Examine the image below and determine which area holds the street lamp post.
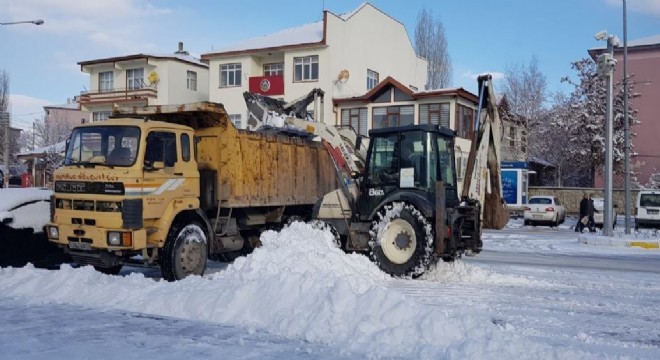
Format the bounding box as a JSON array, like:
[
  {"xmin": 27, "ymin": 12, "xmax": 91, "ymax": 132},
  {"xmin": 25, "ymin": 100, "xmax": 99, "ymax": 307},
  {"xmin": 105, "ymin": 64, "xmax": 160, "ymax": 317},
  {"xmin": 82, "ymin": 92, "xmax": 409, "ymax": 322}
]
[
  {"xmin": 623, "ymin": 0, "xmax": 632, "ymax": 234},
  {"xmin": 0, "ymin": 19, "xmax": 44, "ymax": 26},
  {"xmin": 595, "ymin": 30, "xmax": 619, "ymax": 237}
]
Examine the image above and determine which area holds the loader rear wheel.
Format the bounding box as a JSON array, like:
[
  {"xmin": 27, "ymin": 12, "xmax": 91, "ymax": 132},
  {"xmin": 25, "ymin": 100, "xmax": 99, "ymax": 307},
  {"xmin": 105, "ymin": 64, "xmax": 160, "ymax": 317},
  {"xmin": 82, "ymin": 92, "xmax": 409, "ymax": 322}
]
[
  {"xmin": 161, "ymin": 222, "xmax": 208, "ymax": 281},
  {"xmin": 309, "ymin": 219, "xmax": 341, "ymax": 248},
  {"xmin": 369, "ymin": 203, "xmax": 434, "ymax": 277}
]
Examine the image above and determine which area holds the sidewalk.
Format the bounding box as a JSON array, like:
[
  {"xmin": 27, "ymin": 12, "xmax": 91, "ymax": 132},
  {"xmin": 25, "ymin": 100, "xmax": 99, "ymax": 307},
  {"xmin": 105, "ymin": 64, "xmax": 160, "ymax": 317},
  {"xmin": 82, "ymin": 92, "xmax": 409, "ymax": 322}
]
[{"xmin": 578, "ymin": 232, "xmax": 660, "ymax": 249}]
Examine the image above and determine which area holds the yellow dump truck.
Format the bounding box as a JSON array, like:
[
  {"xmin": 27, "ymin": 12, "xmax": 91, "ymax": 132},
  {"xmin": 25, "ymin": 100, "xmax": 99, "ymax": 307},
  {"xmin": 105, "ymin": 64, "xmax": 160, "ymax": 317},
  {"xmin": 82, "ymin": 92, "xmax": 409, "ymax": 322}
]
[{"xmin": 45, "ymin": 102, "xmax": 337, "ymax": 280}]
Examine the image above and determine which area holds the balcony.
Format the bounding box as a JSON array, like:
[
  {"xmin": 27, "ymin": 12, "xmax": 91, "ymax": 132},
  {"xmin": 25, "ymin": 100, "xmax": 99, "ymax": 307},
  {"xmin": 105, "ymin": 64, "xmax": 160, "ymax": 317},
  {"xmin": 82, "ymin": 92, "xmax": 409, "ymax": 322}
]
[{"xmin": 79, "ymin": 86, "xmax": 157, "ymax": 105}]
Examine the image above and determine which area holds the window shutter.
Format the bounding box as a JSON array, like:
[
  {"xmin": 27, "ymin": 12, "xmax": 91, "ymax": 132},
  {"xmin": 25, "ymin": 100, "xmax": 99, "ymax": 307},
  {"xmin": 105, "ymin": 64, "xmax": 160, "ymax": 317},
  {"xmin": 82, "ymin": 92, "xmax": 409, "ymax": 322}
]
[
  {"xmin": 341, "ymin": 109, "xmax": 350, "ymax": 127},
  {"xmin": 440, "ymin": 104, "xmax": 450, "ymax": 127},
  {"xmin": 420, "ymin": 105, "xmax": 429, "ymax": 123},
  {"xmin": 359, "ymin": 108, "xmax": 367, "ymax": 136}
]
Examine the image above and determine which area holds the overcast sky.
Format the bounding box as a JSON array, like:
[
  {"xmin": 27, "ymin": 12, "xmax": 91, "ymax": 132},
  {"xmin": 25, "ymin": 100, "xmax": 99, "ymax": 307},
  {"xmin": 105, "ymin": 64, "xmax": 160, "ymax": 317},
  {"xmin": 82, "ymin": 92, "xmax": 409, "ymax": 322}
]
[{"xmin": 0, "ymin": 0, "xmax": 658, "ymax": 129}]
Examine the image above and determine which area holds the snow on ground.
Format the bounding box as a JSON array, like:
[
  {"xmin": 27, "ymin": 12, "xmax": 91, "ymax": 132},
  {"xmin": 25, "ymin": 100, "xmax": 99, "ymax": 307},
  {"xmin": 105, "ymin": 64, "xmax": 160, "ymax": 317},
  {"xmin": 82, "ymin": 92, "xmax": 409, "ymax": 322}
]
[
  {"xmin": 1, "ymin": 218, "xmax": 659, "ymax": 359},
  {"xmin": 0, "ymin": 188, "xmax": 52, "ymax": 231}
]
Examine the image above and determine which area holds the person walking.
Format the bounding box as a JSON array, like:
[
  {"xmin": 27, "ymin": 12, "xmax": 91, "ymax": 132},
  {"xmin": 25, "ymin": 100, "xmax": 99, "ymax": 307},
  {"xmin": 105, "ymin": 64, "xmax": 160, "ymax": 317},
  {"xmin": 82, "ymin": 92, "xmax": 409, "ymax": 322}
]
[{"xmin": 576, "ymin": 193, "xmax": 589, "ymax": 232}]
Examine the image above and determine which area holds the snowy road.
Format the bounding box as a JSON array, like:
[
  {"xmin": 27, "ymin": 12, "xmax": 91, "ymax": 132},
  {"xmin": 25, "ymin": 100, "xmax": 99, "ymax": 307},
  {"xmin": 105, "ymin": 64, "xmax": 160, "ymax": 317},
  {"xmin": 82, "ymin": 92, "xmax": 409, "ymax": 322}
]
[{"xmin": 1, "ymin": 219, "xmax": 659, "ymax": 359}]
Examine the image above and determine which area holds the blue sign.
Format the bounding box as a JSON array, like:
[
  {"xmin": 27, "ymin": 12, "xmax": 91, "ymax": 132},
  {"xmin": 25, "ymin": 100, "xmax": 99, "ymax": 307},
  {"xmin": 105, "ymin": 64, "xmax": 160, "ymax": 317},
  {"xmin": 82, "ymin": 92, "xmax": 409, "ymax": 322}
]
[
  {"xmin": 501, "ymin": 169, "xmax": 519, "ymax": 205},
  {"xmin": 501, "ymin": 161, "xmax": 528, "ymax": 169}
]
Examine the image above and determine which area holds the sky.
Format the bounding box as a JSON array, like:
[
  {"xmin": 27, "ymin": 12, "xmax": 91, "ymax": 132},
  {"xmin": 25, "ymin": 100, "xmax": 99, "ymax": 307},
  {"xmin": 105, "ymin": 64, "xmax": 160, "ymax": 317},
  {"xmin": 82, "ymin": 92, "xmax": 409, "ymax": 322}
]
[
  {"xmin": 0, "ymin": 0, "xmax": 658, "ymax": 130},
  {"xmin": 1, "ymin": 188, "xmax": 660, "ymax": 359}
]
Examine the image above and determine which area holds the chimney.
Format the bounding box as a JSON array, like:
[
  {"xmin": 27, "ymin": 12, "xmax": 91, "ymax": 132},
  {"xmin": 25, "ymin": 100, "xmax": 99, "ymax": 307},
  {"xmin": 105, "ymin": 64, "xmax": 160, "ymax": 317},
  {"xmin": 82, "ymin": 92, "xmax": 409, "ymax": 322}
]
[{"xmin": 175, "ymin": 41, "xmax": 189, "ymax": 55}]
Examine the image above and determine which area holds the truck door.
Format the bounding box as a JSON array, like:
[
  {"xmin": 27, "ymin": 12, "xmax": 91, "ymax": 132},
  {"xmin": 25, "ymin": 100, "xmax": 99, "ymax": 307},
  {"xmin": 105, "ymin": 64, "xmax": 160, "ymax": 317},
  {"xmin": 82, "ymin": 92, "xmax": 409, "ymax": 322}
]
[{"xmin": 142, "ymin": 130, "xmax": 187, "ymax": 219}]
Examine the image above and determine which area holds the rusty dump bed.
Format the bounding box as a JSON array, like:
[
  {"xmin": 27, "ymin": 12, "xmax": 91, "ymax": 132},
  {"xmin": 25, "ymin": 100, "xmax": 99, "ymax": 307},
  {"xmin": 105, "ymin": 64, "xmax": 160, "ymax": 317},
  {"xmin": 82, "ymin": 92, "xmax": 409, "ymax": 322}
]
[{"xmin": 113, "ymin": 102, "xmax": 338, "ymax": 208}]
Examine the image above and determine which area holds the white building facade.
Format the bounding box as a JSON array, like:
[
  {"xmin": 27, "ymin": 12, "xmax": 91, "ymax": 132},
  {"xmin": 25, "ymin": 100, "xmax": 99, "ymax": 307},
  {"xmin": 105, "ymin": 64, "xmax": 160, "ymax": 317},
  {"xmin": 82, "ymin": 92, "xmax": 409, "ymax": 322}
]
[
  {"xmin": 78, "ymin": 43, "xmax": 209, "ymax": 122},
  {"xmin": 201, "ymin": 3, "xmax": 427, "ymax": 128}
]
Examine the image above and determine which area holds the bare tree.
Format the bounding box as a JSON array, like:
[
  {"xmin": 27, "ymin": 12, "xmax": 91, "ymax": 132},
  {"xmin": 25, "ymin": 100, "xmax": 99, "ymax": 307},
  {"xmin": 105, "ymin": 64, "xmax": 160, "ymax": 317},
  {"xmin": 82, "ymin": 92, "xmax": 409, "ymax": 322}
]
[
  {"xmin": 500, "ymin": 56, "xmax": 548, "ymax": 162},
  {"xmin": 414, "ymin": 8, "xmax": 452, "ymax": 89}
]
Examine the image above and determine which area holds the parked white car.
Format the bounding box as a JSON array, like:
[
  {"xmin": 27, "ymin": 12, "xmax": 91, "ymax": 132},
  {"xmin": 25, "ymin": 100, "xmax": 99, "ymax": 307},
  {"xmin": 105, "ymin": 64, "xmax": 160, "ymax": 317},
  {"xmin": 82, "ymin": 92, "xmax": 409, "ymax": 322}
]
[
  {"xmin": 635, "ymin": 190, "xmax": 660, "ymax": 230},
  {"xmin": 592, "ymin": 197, "xmax": 617, "ymax": 229},
  {"xmin": 524, "ymin": 196, "xmax": 566, "ymax": 227}
]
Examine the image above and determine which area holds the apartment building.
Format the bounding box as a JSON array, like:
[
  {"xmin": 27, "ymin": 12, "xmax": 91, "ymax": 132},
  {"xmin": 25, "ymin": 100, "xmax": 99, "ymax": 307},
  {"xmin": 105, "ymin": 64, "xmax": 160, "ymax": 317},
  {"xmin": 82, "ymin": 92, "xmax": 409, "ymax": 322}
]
[
  {"xmin": 78, "ymin": 43, "xmax": 209, "ymax": 122},
  {"xmin": 201, "ymin": 3, "xmax": 427, "ymax": 128}
]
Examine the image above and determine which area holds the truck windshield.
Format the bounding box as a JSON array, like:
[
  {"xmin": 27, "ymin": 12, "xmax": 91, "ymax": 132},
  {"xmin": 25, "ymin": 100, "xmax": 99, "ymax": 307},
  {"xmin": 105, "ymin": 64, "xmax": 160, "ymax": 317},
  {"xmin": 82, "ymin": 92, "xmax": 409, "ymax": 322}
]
[{"xmin": 65, "ymin": 126, "xmax": 140, "ymax": 167}]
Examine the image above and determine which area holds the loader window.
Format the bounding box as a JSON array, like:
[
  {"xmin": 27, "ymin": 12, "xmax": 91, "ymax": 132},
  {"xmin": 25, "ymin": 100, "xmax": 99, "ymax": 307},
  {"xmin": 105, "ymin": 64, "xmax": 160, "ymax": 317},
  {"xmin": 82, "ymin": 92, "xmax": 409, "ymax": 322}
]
[
  {"xmin": 437, "ymin": 137, "xmax": 455, "ymax": 187},
  {"xmin": 366, "ymin": 135, "xmax": 398, "ymax": 185},
  {"xmin": 145, "ymin": 132, "xmax": 177, "ymax": 167}
]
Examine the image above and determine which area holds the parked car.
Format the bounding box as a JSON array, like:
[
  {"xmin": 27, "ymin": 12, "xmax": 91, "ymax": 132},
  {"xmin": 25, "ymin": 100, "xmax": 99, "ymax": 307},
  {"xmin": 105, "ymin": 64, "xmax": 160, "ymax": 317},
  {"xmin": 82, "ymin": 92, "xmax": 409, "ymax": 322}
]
[
  {"xmin": 524, "ymin": 196, "xmax": 566, "ymax": 227},
  {"xmin": 592, "ymin": 197, "xmax": 617, "ymax": 228},
  {"xmin": 635, "ymin": 190, "xmax": 660, "ymax": 230}
]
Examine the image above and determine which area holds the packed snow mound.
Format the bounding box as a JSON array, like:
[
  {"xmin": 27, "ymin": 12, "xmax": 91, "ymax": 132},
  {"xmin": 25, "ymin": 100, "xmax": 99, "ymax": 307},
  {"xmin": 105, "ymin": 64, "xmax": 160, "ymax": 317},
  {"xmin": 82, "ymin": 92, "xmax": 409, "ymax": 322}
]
[
  {"xmin": 420, "ymin": 259, "xmax": 551, "ymax": 286},
  {"xmin": 0, "ymin": 223, "xmax": 596, "ymax": 359},
  {"xmin": 0, "ymin": 188, "xmax": 52, "ymax": 231}
]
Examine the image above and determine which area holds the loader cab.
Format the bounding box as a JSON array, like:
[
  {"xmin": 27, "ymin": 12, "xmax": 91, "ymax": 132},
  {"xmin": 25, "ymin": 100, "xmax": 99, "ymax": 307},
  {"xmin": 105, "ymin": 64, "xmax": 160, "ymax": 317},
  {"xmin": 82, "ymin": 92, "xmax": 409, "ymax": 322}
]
[{"xmin": 358, "ymin": 125, "xmax": 458, "ymax": 218}]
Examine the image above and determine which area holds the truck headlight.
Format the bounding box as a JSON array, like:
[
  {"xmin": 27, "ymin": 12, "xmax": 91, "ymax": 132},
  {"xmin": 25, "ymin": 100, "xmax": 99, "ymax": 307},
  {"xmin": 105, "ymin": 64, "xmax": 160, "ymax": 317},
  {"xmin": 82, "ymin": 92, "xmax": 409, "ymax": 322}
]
[
  {"xmin": 108, "ymin": 232, "xmax": 121, "ymax": 246},
  {"xmin": 48, "ymin": 226, "xmax": 59, "ymax": 240},
  {"xmin": 107, "ymin": 231, "xmax": 132, "ymax": 246}
]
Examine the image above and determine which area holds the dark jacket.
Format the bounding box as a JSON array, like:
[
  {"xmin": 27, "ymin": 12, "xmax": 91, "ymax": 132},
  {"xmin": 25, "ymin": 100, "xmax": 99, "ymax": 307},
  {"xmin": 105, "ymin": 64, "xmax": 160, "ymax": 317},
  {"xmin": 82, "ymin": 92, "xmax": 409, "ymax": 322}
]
[
  {"xmin": 579, "ymin": 198, "xmax": 589, "ymax": 217},
  {"xmin": 588, "ymin": 199, "xmax": 595, "ymax": 217}
]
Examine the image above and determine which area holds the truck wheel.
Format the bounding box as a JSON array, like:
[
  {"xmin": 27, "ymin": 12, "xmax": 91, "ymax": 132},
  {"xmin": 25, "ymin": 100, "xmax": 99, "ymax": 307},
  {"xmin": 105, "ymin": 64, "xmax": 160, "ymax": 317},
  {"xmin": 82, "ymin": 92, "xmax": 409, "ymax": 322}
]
[
  {"xmin": 161, "ymin": 222, "xmax": 208, "ymax": 281},
  {"xmin": 94, "ymin": 265, "xmax": 123, "ymax": 275},
  {"xmin": 369, "ymin": 203, "xmax": 434, "ymax": 277}
]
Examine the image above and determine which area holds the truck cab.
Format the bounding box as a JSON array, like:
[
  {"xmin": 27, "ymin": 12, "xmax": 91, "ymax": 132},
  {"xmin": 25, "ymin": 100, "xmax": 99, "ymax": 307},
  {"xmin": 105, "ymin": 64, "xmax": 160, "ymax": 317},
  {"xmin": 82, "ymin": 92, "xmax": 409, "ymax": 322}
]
[{"xmin": 46, "ymin": 119, "xmax": 203, "ymax": 276}]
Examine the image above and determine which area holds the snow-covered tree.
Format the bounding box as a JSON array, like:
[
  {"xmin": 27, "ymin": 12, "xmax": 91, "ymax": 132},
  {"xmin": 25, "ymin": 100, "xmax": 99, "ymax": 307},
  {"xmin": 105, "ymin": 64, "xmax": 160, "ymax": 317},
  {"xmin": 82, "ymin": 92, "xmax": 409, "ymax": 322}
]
[
  {"xmin": 559, "ymin": 58, "xmax": 640, "ymax": 186},
  {"xmin": 33, "ymin": 114, "xmax": 74, "ymax": 148},
  {"xmin": 44, "ymin": 145, "xmax": 64, "ymax": 188},
  {"xmin": 642, "ymin": 170, "xmax": 660, "ymax": 190},
  {"xmin": 414, "ymin": 8, "xmax": 452, "ymax": 89}
]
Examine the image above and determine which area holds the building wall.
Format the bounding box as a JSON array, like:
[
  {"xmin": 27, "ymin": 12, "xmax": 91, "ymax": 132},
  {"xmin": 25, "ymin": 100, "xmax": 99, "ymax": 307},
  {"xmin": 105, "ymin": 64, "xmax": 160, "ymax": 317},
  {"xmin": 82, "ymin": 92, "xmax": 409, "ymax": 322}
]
[
  {"xmin": 44, "ymin": 106, "xmax": 89, "ymax": 128},
  {"xmin": 158, "ymin": 60, "xmax": 209, "ymax": 105},
  {"xmin": 594, "ymin": 45, "xmax": 660, "ymax": 187},
  {"xmin": 205, "ymin": 4, "xmax": 427, "ymax": 128}
]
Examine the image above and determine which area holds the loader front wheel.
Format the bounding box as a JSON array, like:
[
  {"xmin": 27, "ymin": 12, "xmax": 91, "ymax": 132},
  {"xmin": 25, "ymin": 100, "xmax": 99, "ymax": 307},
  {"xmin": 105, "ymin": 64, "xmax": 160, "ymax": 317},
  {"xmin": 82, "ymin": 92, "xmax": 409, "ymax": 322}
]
[
  {"xmin": 369, "ymin": 203, "xmax": 435, "ymax": 277},
  {"xmin": 161, "ymin": 222, "xmax": 208, "ymax": 281}
]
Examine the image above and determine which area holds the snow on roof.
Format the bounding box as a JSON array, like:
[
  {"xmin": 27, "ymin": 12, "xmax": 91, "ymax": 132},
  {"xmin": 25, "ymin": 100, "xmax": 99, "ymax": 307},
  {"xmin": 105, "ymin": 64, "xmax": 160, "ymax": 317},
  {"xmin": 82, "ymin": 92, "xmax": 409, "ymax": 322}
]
[
  {"xmin": 208, "ymin": 21, "xmax": 324, "ymax": 54},
  {"xmin": 79, "ymin": 53, "xmax": 208, "ymax": 68},
  {"xmin": 338, "ymin": 1, "xmax": 368, "ymax": 20},
  {"xmin": 16, "ymin": 141, "xmax": 66, "ymax": 158},
  {"xmin": 44, "ymin": 102, "xmax": 80, "ymax": 110}
]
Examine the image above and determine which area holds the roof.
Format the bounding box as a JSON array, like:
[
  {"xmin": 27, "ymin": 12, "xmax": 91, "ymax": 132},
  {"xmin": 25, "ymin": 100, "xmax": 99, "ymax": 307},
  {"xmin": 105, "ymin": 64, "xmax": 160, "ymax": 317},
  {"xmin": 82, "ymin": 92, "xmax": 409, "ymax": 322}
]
[
  {"xmin": 78, "ymin": 53, "xmax": 208, "ymax": 68},
  {"xmin": 333, "ymin": 76, "xmax": 479, "ymax": 104},
  {"xmin": 201, "ymin": 3, "xmax": 394, "ymax": 59},
  {"xmin": 202, "ymin": 21, "xmax": 325, "ymax": 57},
  {"xmin": 588, "ymin": 34, "xmax": 660, "ymax": 58},
  {"xmin": 44, "ymin": 102, "xmax": 80, "ymax": 111},
  {"xmin": 16, "ymin": 140, "xmax": 66, "ymax": 159}
]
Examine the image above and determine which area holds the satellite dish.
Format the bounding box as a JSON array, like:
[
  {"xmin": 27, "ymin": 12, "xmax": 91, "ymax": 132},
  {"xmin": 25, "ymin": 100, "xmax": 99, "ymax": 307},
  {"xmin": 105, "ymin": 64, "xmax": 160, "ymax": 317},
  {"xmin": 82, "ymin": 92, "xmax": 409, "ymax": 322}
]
[
  {"xmin": 337, "ymin": 69, "xmax": 350, "ymax": 83},
  {"xmin": 148, "ymin": 71, "xmax": 159, "ymax": 85}
]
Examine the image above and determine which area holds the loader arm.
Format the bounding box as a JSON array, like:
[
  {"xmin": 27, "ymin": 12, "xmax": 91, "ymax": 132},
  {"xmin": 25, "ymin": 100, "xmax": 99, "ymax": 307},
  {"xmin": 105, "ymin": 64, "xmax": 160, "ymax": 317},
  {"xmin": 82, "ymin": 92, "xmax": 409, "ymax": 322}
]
[{"xmin": 460, "ymin": 75, "xmax": 509, "ymax": 229}]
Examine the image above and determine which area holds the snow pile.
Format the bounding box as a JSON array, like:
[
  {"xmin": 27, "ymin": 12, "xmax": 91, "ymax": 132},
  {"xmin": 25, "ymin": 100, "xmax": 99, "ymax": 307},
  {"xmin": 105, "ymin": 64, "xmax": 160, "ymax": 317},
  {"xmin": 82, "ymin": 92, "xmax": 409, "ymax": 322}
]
[
  {"xmin": 420, "ymin": 260, "xmax": 550, "ymax": 286},
  {"xmin": 0, "ymin": 222, "xmax": 596, "ymax": 359},
  {"xmin": 0, "ymin": 188, "xmax": 52, "ymax": 231}
]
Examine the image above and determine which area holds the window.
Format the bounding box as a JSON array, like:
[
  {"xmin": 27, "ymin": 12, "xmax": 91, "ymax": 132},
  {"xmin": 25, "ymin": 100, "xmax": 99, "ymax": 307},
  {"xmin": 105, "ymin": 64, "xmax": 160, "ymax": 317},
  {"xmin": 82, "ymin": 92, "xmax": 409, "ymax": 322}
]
[
  {"xmin": 294, "ymin": 55, "xmax": 319, "ymax": 82},
  {"xmin": 229, "ymin": 114, "xmax": 242, "ymax": 129},
  {"xmin": 341, "ymin": 108, "xmax": 368, "ymax": 136},
  {"xmin": 126, "ymin": 68, "xmax": 144, "ymax": 90},
  {"xmin": 187, "ymin": 71, "xmax": 197, "ymax": 91},
  {"xmin": 92, "ymin": 111, "xmax": 111, "ymax": 122},
  {"xmin": 456, "ymin": 156, "xmax": 468, "ymax": 180},
  {"xmin": 509, "ymin": 126, "xmax": 515, "ymax": 147},
  {"xmin": 419, "ymin": 103, "xmax": 450, "ymax": 127},
  {"xmin": 264, "ymin": 63, "xmax": 283, "ymax": 76},
  {"xmin": 181, "ymin": 133, "xmax": 191, "ymax": 162},
  {"xmin": 220, "ymin": 63, "xmax": 242, "ymax": 87},
  {"xmin": 366, "ymin": 134, "xmax": 398, "ymax": 186},
  {"xmin": 456, "ymin": 104, "xmax": 475, "ymax": 139},
  {"xmin": 367, "ymin": 69, "xmax": 379, "ymax": 90},
  {"xmin": 145, "ymin": 132, "xmax": 177, "ymax": 167},
  {"xmin": 98, "ymin": 71, "xmax": 113, "ymax": 93},
  {"xmin": 372, "ymin": 106, "xmax": 414, "ymax": 129}
]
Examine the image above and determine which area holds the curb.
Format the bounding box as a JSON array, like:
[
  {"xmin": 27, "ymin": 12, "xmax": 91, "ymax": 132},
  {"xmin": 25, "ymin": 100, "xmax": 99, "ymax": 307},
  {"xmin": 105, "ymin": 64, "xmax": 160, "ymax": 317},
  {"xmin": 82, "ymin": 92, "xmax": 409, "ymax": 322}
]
[{"xmin": 578, "ymin": 236, "xmax": 660, "ymax": 249}]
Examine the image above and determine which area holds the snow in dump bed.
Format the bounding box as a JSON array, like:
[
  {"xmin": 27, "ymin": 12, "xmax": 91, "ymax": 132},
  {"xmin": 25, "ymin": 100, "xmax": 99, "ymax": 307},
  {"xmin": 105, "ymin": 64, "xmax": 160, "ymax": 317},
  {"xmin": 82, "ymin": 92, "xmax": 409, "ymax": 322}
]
[
  {"xmin": 0, "ymin": 188, "xmax": 52, "ymax": 231},
  {"xmin": 0, "ymin": 222, "xmax": 602, "ymax": 359}
]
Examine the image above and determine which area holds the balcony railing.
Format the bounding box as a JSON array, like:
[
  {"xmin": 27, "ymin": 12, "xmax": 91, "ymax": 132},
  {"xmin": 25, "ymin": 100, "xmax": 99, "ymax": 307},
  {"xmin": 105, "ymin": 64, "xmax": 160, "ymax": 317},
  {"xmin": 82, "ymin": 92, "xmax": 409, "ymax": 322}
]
[{"xmin": 79, "ymin": 86, "xmax": 157, "ymax": 105}]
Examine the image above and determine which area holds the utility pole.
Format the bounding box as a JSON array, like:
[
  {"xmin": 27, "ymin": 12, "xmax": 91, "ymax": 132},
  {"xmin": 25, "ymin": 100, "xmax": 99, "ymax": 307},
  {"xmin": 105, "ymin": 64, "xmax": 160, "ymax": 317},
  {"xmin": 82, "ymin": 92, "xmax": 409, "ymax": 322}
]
[
  {"xmin": 623, "ymin": 0, "xmax": 632, "ymax": 234},
  {"xmin": 595, "ymin": 30, "xmax": 619, "ymax": 237},
  {"xmin": 1, "ymin": 111, "xmax": 9, "ymax": 188}
]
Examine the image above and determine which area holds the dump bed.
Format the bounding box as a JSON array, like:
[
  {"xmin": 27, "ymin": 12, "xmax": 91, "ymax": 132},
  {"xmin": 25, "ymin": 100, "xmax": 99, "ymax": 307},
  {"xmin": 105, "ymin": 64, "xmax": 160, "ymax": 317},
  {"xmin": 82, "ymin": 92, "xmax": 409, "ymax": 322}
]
[{"xmin": 113, "ymin": 102, "xmax": 338, "ymax": 208}]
